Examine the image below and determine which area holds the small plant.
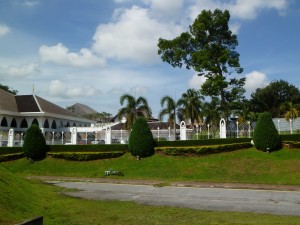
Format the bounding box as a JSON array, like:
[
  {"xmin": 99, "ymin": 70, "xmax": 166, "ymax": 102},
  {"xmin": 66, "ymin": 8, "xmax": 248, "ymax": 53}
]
[
  {"xmin": 253, "ymin": 112, "xmax": 282, "ymax": 152},
  {"xmin": 128, "ymin": 117, "xmax": 155, "ymax": 158},
  {"xmin": 23, "ymin": 124, "xmax": 48, "ymax": 160}
]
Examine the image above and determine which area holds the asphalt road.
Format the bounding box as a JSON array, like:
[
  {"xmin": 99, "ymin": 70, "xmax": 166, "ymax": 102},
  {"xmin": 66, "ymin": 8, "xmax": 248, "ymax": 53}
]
[{"xmin": 47, "ymin": 181, "xmax": 300, "ymax": 216}]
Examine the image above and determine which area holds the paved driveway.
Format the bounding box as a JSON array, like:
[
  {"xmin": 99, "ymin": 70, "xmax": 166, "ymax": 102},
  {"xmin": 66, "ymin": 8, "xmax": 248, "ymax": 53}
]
[{"xmin": 47, "ymin": 181, "xmax": 300, "ymax": 216}]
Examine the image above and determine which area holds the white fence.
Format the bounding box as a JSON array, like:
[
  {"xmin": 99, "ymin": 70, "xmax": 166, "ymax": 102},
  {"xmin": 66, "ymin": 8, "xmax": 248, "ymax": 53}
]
[{"xmin": 1, "ymin": 118, "xmax": 299, "ymax": 147}]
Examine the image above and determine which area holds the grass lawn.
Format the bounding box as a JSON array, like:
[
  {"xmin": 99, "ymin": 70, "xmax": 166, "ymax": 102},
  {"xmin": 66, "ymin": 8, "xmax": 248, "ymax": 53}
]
[
  {"xmin": 1, "ymin": 165, "xmax": 300, "ymax": 225},
  {"xmin": 2, "ymin": 147, "xmax": 300, "ymax": 185}
]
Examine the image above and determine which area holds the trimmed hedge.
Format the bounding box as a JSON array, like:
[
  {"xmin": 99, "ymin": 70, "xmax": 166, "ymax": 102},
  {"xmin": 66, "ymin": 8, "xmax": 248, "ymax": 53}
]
[
  {"xmin": 253, "ymin": 112, "xmax": 281, "ymax": 152},
  {"xmin": 128, "ymin": 117, "xmax": 155, "ymax": 158},
  {"xmin": 0, "ymin": 153, "xmax": 25, "ymax": 162},
  {"xmin": 0, "ymin": 147, "xmax": 23, "ymax": 155},
  {"xmin": 23, "ymin": 124, "xmax": 48, "ymax": 160},
  {"xmin": 49, "ymin": 144, "xmax": 129, "ymax": 153},
  {"xmin": 155, "ymin": 142, "xmax": 252, "ymax": 156},
  {"xmin": 282, "ymin": 141, "xmax": 300, "ymax": 148},
  {"xmin": 280, "ymin": 134, "xmax": 300, "ymax": 142},
  {"xmin": 157, "ymin": 138, "xmax": 251, "ymax": 147},
  {"xmin": 48, "ymin": 151, "xmax": 125, "ymax": 161}
]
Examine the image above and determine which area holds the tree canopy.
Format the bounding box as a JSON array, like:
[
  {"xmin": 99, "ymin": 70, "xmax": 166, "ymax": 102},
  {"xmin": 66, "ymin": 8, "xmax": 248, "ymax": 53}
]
[
  {"xmin": 158, "ymin": 9, "xmax": 244, "ymax": 115},
  {"xmin": 250, "ymin": 80, "xmax": 300, "ymax": 117},
  {"xmin": 0, "ymin": 83, "xmax": 18, "ymax": 95}
]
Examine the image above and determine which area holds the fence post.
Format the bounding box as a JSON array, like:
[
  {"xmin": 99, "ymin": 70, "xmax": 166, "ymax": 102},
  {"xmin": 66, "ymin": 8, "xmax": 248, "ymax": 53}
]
[
  {"xmin": 219, "ymin": 118, "xmax": 226, "ymax": 138},
  {"xmin": 105, "ymin": 126, "xmax": 111, "ymax": 144},
  {"xmin": 180, "ymin": 121, "xmax": 186, "ymax": 140},
  {"xmin": 71, "ymin": 127, "xmax": 77, "ymax": 144},
  {"xmin": 8, "ymin": 128, "xmax": 14, "ymax": 147}
]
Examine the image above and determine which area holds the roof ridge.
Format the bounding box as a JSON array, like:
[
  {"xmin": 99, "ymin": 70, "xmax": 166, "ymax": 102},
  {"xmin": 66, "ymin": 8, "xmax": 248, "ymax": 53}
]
[{"xmin": 33, "ymin": 94, "xmax": 43, "ymax": 112}]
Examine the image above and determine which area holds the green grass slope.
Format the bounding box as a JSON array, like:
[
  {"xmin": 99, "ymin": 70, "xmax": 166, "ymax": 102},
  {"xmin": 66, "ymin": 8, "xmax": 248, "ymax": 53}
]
[
  {"xmin": 0, "ymin": 165, "xmax": 41, "ymax": 224},
  {"xmin": 2, "ymin": 147, "xmax": 300, "ymax": 185}
]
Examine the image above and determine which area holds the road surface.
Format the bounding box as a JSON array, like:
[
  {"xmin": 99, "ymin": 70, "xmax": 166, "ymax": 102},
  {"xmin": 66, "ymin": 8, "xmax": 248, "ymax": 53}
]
[{"xmin": 47, "ymin": 181, "xmax": 300, "ymax": 216}]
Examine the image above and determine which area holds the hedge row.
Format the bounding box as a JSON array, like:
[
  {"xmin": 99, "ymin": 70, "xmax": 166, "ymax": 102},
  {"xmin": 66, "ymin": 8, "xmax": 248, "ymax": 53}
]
[
  {"xmin": 155, "ymin": 142, "xmax": 253, "ymax": 156},
  {"xmin": 280, "ymin": 134, "xmax": 300, "ymax": 142},
  {"xmin": 48, "ymin": 151, "xmax": 125, "ymax": 161},
  {"xmin": 156, "ymin": 138, "xmax": 251, "ymax": 147},
  {"xmin": 48, "ymin": 144, "xmax": 129, "ymax": 153},
  {"xmin": 0, "ymin": 147, "xmax": 23, "ymax": 155},
  {"xmin": 0, "ymin": 153, "xmax": 25, "ymax": 162},
  {"xmin": 282, "ymin": 141, "xmax": 300, "ymax": 148}
]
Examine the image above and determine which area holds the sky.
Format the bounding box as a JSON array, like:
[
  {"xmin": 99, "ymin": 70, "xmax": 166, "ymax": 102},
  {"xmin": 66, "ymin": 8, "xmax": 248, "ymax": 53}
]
[{"xmin": 0, "ymin": 0, "xmax": 300, "ymax": 118}]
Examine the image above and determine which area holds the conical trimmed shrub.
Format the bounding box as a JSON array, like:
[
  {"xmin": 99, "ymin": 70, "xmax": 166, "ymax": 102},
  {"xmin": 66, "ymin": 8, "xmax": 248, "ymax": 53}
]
[
  {"xmin": 23, "ymin": 124, "xmax": 47, "ymax": 160},
  {"xmin": 253, "ymin": 112, "xmax": 281, "ymax": 152},
  {"xmin": 128, "ymin": 117, "xmax": 155, "ymax": 158}
]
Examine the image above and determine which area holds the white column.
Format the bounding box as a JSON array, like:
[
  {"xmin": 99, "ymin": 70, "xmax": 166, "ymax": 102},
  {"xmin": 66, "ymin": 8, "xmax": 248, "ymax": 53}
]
[
  {"xmin": 180, "ymin": 121, "xmax": 186, "ymax": 140},
  {"xmin": 8, "ymin": 129, "xmax": 14, "ymax": 147},
  {"xmin": 71, "ymin": 127, "xmax": 77, "ymax": 145},
  {"xmin": 105, "ymin": 126, "xmax": 112, "ymax": 144}
]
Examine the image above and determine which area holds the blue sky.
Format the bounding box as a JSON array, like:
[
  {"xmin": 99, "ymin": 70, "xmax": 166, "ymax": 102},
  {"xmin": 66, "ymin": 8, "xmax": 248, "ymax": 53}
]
[{"xmin": 0, "ymin": 0, "xmax": 299, "ymax": 118}]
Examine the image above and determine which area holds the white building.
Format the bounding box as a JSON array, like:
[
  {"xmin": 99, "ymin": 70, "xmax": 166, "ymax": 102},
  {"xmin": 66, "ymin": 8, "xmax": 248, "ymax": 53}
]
[{"xmin": 0, "ymin": 89, "xmax": 93, "ymax": 133}]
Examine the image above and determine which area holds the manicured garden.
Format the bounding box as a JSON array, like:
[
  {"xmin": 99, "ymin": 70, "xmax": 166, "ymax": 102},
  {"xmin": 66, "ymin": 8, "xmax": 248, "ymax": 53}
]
[{"xmin": 1, "ymin": 146, "xmax": 300, "ymax": 225}]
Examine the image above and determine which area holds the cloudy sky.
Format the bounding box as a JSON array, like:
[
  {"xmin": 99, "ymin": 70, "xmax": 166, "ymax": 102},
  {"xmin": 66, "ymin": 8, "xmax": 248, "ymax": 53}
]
[{"xmin": 0, "ymin": 0, "xmax": 299, "ymax": 117}]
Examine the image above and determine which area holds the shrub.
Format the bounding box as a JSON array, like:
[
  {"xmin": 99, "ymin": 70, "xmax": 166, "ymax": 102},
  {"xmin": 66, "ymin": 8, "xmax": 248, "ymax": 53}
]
[
  {"xmin": 253, "ymin": 112, "xmax": 282, "ymax": 152},
  {"xmin": 49, "ymin": 144, "xmax": 129, "ymax": 152},
  {"xmin": 128, "ymin": 117, "xmax": 155, "ymax": 158},
  {"xmin": 48, "ymin": 152, "xmax": 124, "ymax": 161},
  {"xmin": 155, "ymin": 143, "xmax": 252, "ymax": 156},
  {"xmin": 23, "ymin": 124, "xmax": 48, "ymax": 160}
]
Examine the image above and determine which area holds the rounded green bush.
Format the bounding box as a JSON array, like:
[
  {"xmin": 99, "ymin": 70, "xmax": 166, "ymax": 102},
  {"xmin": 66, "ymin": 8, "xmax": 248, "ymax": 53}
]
[
  {"xmin": 23, "ymin": 124, "xmax": 48, "ymax": 160},
  {"xmin": 253, "ymin": 112, "xmax": 282, "ymax": 152},
  {"xmin": 128, "ymin": 117, "xmax": 155, "ymax": 158}
]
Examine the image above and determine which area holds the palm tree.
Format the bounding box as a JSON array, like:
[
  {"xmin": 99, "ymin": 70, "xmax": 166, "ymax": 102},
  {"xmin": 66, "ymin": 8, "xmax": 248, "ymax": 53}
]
[
  {"xmin": 177, "ymin": 89, "xmax": 204, "ymax": 126},
  {"xmin": 280, "ymin": 102, "xmax": 299, "ymax": 121},
  {"xmin": 117, "ymin": 94, "xmax": 152, "ymax": 129},
  {"xmin": 202, "ymin": 97, "xmax": 221, "ymax": 125},
  {"xmin": 159, "ymin": 96, "xmax": 177, "ymax": 128}
]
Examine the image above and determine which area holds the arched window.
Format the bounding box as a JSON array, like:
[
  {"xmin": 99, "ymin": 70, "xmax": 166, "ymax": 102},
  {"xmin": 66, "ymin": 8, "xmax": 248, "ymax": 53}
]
[
  {"xmin": 10, "ymin": 118, "xmax": 17, "ymax": 128},
  {"xmin": 1, "ymin": 117, "xmax": 8, "ymax": 127},
  {"xmin": 44, "ymin": 119, "xmax": 49, "ymax": 128},
  {"xmin": 51, "ymin": 120, "xmax": 57, "ymax": 129},
  {"xmin": 66, "ymin": 122, "xmax": 70, "ymax": 127},
  {"xmin": 32, "ymin": 118, "xmax": 39, "ymax": 126},
  {"xmin": 73, "ymin": 122, "xmax": 76, "ymax": 127},
  {"xmin": 20, "ymin": 119, "xmax": 28, "ymax": 128}
]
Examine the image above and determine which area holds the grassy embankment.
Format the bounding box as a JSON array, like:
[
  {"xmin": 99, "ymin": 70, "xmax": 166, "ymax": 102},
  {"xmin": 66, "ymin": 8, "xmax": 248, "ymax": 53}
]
[
  {"xmin": 2, "ymin": 147, "xmax": 300, "ymax": 185},
  {"xmin": 1, "ymin": 146, "xmax": 300, "ymax": 224}
]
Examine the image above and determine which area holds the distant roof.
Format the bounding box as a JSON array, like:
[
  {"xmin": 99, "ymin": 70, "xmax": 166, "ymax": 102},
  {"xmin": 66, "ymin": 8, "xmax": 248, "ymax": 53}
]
[
  {"xmin": 0, "ymin": 89, "xmax": 18, "ymax": 112},
  {"xmin": 67, "ymin": 103, "xmax": 98, "ymax": 116},
  {"xmin": 0, "ymin": 89, "xmax": 81, "ymax": 118}
]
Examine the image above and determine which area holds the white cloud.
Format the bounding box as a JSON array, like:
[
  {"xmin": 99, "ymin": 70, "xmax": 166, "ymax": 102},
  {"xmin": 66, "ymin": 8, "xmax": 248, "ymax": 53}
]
[
  {"xmin": 48, "ymin": 80, "xmax": 98, "ymax": 98},
  {"xmin": 0, "ymin": 24, "xmax": 10, "ymax": 37},
  {"xmin": 244, "ymin": 71, "xmax": 269, "ymax": 95},
  {"xmin": 144, "ymin": 0, "xmax": 184, "ymax": 17},
  {"xmin": 22, "ymin": 0, "xmax": 39, "ymax": 7},
  {"xmin": 129, "ymin": 85, "xmax": 150, "ymax": 95},
  {"xmin": 188, "ymin": 73, "xmax": 207, "ymax": 90},
  {"xmin": 92, "ymin": 6, "xmax": 183, "ymax": 64},
  {"xmin": 0, "ymin": 63, "xmax": 40, "ymax": 78},
  {"xmin": 189, "ymin": 0, "xmax": 289, "ymax": 20},
  {"xmin": 39, "ymin": 43, "xmax": 106, "ymax": 67}
]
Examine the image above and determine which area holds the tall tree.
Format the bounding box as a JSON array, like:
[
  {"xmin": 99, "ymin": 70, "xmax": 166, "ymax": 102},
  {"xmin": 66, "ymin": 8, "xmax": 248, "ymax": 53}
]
[
  {"xmin": 158, "ymin": 9, "xmax": 244, "ymax": 115},
  {"xmin": 177, "ymin": 89, "xmax": 204, "ymax": 125},
  {"xmin": 117, "ymin": 94, "xmax": 152, "ymax": 129},
  {"xmin": 250, "ymin": 80, "xmax": 300, "ymax": 117},
  {"xmin": 0, "ymin": 83, "xmax": 18, "ymax": 95},
  {"xmin": 159, "ymin": 95, "xmax": 177, "ymax": 129}
]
